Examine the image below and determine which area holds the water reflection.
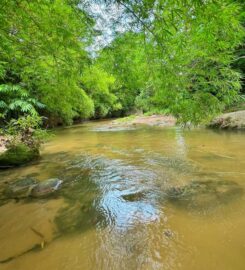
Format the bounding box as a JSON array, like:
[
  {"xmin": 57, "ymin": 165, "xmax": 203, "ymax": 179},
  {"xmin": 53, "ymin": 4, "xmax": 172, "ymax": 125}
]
[
  {"xmin": 58, "ymin": 155, "xmax": 160, "ymax": 231},
  {"xmin": 175, "ymin": 128, "xmax": 187, "ymax": 159}
]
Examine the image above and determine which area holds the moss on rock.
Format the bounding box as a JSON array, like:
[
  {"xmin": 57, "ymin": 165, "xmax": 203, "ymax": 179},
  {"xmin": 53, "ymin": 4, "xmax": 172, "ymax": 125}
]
[{"xmin": 0, "ymin": 144, "xmax": 39, "ymax": 168}]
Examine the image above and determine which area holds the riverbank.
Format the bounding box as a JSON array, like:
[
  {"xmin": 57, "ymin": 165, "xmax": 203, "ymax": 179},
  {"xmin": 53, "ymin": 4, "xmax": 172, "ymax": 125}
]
[
  {"xmin": 0, "ymin": 136, "xmax": 7, "ymax": 154},
  {"xmin": 98, "ymin": 114, "xmax": 177, "ymax": 130},
  {"xmin": 209, "ymin": 110, "xmax": 245, "ymax": 130},
  {"xmin": 107, "ymin": 111, "xmax": 245, "ymax": 131},
  {"xmin": 1, "ymin": 110, "xmax": 244, "ymax": 165}
]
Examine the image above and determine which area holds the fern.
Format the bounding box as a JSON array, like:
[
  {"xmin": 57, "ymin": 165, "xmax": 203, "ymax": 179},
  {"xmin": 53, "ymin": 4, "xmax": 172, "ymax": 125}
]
[
  {"xmin": 0, "ymin": 63, "xmax": 6, "ymax": 80},
  {"xmin": 0, "ymin": 101, "xmax": 7, "ymax": 109},
  {"xmin": 0, "ymin": 84, "xmax": 45, "ymax": 118}
]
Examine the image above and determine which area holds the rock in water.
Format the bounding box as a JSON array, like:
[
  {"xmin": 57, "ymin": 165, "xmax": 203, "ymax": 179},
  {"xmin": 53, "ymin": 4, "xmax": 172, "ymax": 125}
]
[
  {"xmin": 31, "ymin": 178, "xmax": 63, "ymax": 198},
  {"xmin": 165, "ymin": 180, "xmax": 243, "ymax": 211},
  {"xmin": 0, "ymin": 144, "xmax": 39, "ymax": 168},
  {"xmin": 121, "ymin": 191, "xmax": 146, "ymax": 202},
  {"xmin": 4, "ymin": 178, "xmax": 37, "ymax": 199}
]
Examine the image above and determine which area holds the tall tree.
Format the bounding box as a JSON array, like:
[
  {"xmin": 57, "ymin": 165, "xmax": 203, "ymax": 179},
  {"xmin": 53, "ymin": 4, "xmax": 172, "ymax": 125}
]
[{"xmin": 0, "ymin": 0, "xmax": 94, "ymax": 124}]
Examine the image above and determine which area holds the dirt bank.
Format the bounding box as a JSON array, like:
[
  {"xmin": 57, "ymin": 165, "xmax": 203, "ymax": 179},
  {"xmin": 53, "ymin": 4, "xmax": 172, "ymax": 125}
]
[
  {"xmin": 0, "ymin": 136, "xmax": 7, "ymax": 154},
  {"xmin": 94, "ymin": 115, "xmax": 177, "ymax": 131},
  {"xmin": 209, "ymin": 110, "xmax": 245, "ymax": 130}
]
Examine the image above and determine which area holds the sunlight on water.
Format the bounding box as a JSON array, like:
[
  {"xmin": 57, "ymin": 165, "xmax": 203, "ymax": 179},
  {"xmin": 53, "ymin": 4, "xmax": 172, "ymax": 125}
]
[{"xmin": 0, "ymin": 121, "xmax": 245, "ymax": 270}]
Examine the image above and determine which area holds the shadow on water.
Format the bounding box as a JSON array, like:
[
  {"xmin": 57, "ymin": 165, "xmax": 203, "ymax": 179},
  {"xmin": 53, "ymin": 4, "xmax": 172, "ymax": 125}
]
[
  {"xmin": 164, "ymin": 179, "xmax": 244, "ymax": 214},
  {"xmin": 0, "ymin": 152, "xmax": 108, "ymax": 263},
  {"xmin": 54, "ymin": 166, "xmax": 104, "ymax": 234}
]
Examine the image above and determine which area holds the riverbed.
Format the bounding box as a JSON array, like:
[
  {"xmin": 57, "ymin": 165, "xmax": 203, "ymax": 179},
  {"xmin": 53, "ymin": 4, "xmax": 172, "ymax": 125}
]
[{"xmin": 0, "ymin": 121, "xmax": 244, "ymax": 270}]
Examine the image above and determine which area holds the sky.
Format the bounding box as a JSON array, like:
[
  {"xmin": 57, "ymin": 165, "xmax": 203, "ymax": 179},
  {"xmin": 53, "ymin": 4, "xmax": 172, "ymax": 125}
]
[{"xmin": 80, "ymin": 1, "xmax": 131, "ymax": 52}]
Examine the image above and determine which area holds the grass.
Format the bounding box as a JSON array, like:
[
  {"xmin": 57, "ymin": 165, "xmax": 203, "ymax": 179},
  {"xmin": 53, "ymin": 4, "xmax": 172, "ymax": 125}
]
[{"xmin": 114, "ymin": 115, "xmax": 136, "ymax": 123}]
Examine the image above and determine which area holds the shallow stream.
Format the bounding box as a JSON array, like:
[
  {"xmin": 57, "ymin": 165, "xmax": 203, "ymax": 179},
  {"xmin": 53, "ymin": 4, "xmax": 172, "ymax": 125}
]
[{"xmin": 0, "ymin": 121, "xmax": 245, "ymax": 270}]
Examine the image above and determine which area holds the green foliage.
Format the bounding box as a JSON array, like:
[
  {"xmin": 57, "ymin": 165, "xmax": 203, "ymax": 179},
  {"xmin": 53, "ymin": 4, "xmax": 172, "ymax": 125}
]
[
  {"xmin": 81, "ymin": 65, "xmax": 121, "ymax": 118},
  {"xmin": 0, "ymin": 0, "xmax": 244, "ymax": 125},
  {"xmin": 97, "ymin": 0, "xmax": 244, "ymax": 124},
  {"xmin": 115, "ymin": 115, "xmax": 136, "ymax": 123},
  {"xmin": 149, "ymin": 0, "xmax": 244, "ymax": 123},
  {"xmin": 0, "ymin": 115, "xmax": 47, "ymax": 166},
  {"xmin": 2, "ymin": 115, "xmax": 49, "ymax": 149},
  {"xmin": 0, "ymin": 0, "xmax": 94, "ymax": 124},
  {"xmin": 97, "ymin": 32, "xmax": 149, "ymax": 114},
  {"xmin": 232, "ymin": 0, "xmax": 245, "ymax": 93},
  {"xmin": 0, "ymin": 84, "xmax": 44, "ymax": 118}
]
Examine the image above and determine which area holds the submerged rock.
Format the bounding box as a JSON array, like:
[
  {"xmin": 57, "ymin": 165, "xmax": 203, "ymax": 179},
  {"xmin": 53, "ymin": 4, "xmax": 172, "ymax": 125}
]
[
  {"xmin": 4, "ymin": 178, "xmax": 37, "ymax": 199},
  {"xmin": 31, "ymin": 178, "xmax": 63, "ymax": 198},
  {"xmin": 163, "ymin": 229, "xmax": 175, "ymax": 238},
  {"xmin": 0, "ymin": 144, "xmax": 39, "ymax": 168},
  {"xmin": 165, "ymin": 180, "xmax": 243, "ymax": 211},
  {"xmin": 209, "ymin": 110, "xmax": 245, "ymax": 130},
  {"xmin": 55, "ymin": 201, "xmax": 103, "ymax": 234},
  {"xmin": 121, "ymin": 191, "xmax": 146, "ymax": 202},
  {"xmin": 92, "ymin": 126, "xmax": 136, "ymax": 132}
]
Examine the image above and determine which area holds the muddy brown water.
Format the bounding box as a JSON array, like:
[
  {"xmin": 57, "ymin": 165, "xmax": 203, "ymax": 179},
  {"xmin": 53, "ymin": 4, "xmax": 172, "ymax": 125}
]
[{"xmin": 0, "ymin": 121, "xmax": 245, "ymax": 270}]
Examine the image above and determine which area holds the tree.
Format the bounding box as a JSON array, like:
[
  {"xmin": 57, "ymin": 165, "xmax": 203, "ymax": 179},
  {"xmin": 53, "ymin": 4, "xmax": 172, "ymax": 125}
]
[
  {"xmin": 97, "ymin": 0, "xmax": 244, "ymax": 123},
  {"xmin": 97, "ymin": 32, "xmax": 149, "ymax": 114},
  {"xmin": 81, "ymin": 65, "xmax": 120, "ymax": 118},
  {"xmin": 0, "ymin": 0, "xmax": 94, "ymax": 124},
  {"xmin": 0, "ymin": 0, "xmax": 244, "ymax": 125}
]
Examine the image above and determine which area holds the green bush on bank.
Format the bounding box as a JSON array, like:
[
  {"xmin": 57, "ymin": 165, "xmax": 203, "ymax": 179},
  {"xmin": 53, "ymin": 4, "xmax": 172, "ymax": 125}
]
[{"xmin": 0, "ymin": 115, "xmax": 49, "ymax": 167}]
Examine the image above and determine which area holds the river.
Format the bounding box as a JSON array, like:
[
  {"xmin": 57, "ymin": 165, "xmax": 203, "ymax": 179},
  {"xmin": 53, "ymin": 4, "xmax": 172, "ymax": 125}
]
[{"xmin": 0, "ymin": 121, "xmax": 245, "ymax": 270}]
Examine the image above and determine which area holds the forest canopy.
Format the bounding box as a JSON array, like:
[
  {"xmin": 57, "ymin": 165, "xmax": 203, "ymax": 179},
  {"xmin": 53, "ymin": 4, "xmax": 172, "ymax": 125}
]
[{"xmin": 0, "ymin": 0, "xmax": 244, "ymax": 125}]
